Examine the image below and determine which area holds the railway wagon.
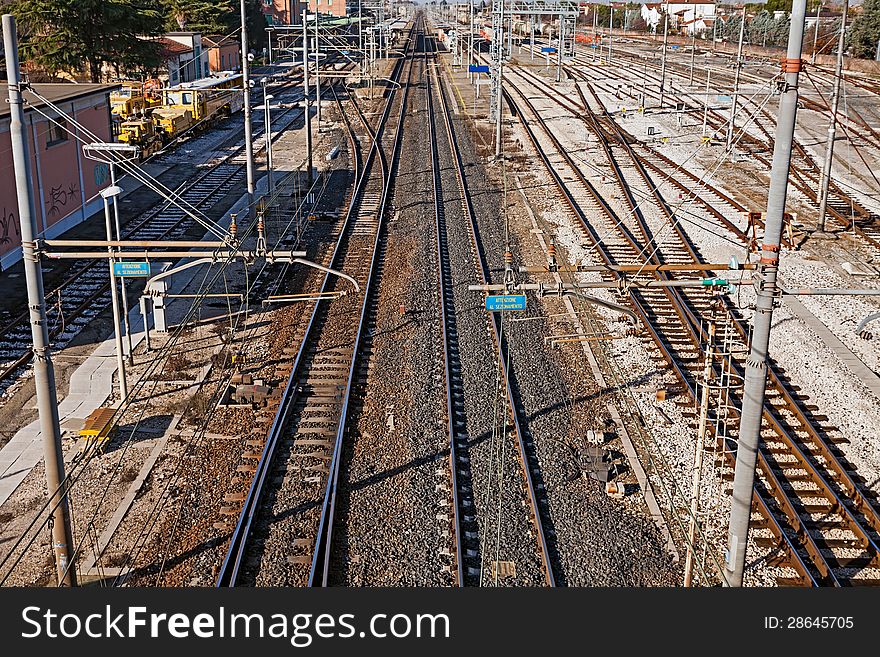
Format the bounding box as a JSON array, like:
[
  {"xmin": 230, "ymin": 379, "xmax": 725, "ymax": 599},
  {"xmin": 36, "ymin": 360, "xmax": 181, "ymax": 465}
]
[{"xmin": 151, "ymin": 72, "xmax": 244, "ymax": 140}]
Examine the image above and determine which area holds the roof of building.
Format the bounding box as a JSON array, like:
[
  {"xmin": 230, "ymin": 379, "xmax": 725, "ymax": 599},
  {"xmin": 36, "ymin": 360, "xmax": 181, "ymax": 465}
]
[
  {"xmin": 158, "ymin": 37, "xmax": 194, "ymax": 57},
  {"xmin": 0, "ymin": 83, "xmax": 117, "ymax": 121},
  {"xmin": 203, "ymin": 34, "xmax": 239, "ymax": 49}
]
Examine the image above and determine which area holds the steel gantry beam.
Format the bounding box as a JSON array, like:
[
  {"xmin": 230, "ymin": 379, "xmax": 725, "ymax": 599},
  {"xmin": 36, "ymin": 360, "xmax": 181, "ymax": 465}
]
[{"xmin": 488, "ymin": 1, "xmax": 579, "ymax": 123}]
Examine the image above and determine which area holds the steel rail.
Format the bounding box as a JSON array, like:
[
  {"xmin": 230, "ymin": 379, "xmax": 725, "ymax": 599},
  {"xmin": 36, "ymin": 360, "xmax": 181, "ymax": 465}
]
[
  {"xmin": 425, "ymin": 38, "xmax": 466, "ymax": 587},
  {"xmin": 504, "ymin": 78, "xmax": 820, "ymax": 586},
  {"xmin": 214, "ymin": 34, "xmax": 414, "ymax": 586},
  {"xmin": 577, "ymin": 82, "xmax": 880, "ymax": 568},
  {"xmin": 309, "ymin": 21, "xmax": 419, "ymax": 588},
  {"xmin": 433, "ymin": 42, "xmax": 556, "ymax": 587}
]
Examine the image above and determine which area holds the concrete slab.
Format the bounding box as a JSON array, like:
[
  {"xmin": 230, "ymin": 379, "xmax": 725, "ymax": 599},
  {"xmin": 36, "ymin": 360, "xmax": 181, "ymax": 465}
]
[{"xmin": 784, "ymin": 295, "xmax": 880, "ymax": 399}]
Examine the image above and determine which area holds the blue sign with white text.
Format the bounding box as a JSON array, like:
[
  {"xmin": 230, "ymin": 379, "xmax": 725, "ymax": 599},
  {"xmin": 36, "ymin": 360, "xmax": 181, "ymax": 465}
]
[
  {"xmin": 113, "ymin": 261, "xmax": 151, "ymax": 277},
  {"xmin": 486, "ymin": 295, "xmax": 527, "ymax": 312},
  {"xmin": 469, "ymin": 64, "xmax": 489, "ymax": 73},
  {"xmin": 541, "ymin": 47, "xmax": 557, "ymax": 53}
]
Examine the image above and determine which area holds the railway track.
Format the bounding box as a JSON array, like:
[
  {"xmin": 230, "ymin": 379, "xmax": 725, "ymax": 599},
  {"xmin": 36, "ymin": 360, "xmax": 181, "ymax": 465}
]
[
  {"xmin": 0, "ymin": 86, "xmax": 309, "ymax": 394},
  {"xmin": 215, "ymin": 21, "xmax": 417, "ymax": 588},
  {"xmin": 504, "ymin": 67, "xmax": 880, "ymax": 585},
  {"xmin": 560, "ymin": 48, "xmax": 880, "ymax": 248},
  {"xmin": 429, "ymin": 39, "xmax": 556, "ymax": 586}
]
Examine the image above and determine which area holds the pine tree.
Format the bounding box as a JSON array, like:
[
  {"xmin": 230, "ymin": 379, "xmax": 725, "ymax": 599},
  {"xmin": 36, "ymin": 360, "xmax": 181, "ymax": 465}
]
[
  {"xmin": 849, "ymin": 0, "xmax": 880, "ymax": 59},
  {"xmin": 10, "ymin": 0, "xmax": 165, "ymax": 82},
  {"xmin": 162, "ymin": 0, "xmax": 236, "ymax": 33},
  {"xmin": 11, "ymin": 0, "xmax": 163, "ymax": 82},
  {"xmin": 161, "ymin": 0, "xmax": 266, "ymax": 51}
]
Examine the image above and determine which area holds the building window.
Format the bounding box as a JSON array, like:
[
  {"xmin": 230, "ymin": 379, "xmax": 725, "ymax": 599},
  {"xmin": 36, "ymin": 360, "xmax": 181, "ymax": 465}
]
[{"xmin": 46, "ymin": 118, "xmax": 68, "ymax": 148}]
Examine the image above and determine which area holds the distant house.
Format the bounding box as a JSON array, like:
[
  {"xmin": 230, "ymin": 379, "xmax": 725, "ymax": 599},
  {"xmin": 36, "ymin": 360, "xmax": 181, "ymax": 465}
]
[
  {"xmin": 262, "ymin": 0, "xmax": 303, "ymax": 25},
  {"xmin": 641, "ymin": 2, "xmax": 717, "ymax": 32},
  {"xmin": 203, "ymin": 35, "xmax": 241, "ymax": 73},
  {"xmin": 0, "ymin": 84, "xmax": 117, "ymax": 269},
  {"xmin": 308, "ymin": 0, "xmax": 348, "ymax": 19},
  {"xmin": 161, "ymin": 32, "xmax": 210, "ymax": 85}
]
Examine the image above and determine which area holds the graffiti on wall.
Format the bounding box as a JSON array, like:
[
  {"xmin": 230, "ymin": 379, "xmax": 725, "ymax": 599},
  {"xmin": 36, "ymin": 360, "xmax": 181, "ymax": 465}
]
[
  {"xmin": 0, "ymin": 206, "xmax": 21, "ymax": 246},
  {"xmin": 47, "ymin": 183, "xmax": 80, "ymax": 218}
]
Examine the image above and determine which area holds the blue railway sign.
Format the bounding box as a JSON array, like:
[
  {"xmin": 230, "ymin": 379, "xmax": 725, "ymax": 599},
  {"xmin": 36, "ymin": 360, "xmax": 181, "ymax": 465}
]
[
  {"xmin": 113, "ymin": 261, "xmax": 151, "ymax": 277},
  {"xmin": 541, "ymin": 47, "xmax": 557, "ymax": 53},
  {"xmin": 485, "ymin": 294, "xmax": 527, "ymax": 312},
  {"xmin": 469, "ymin": 64, "xmax": 489, "ymax": 73}
]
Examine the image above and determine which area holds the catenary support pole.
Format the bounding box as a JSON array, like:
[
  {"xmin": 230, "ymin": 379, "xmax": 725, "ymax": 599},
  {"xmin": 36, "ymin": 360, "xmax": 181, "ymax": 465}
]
[
  {"xmin": 240, "ymin": 0, "xmax": 256, "ymax": 215},
  {"xmin": 3, "ymin": 13, "xmax": 77, "ymax": 587},
  {"xmin": 811, "ymin": 1, "xmax": 822, "ymax": 64},
  {"xmin": 659, "ymin": 3, "xmax": 669, "ymax": 107},
  {"xmin": 815, "ymin": 0, "xmax": 848, "ymax": 234},
  {"xmin": 315, "ymin": 13, "xmax": 321, "ymax": 127},
  {"xmin": 684, "ymin": 318, "xmax": 716, "ymax": 587},
  {"xmin": 689, "ymin": 16, "xmax": 696, "ymax": 86},
  {"xmin": 303, "ymin": 10, "xmax": 314, "ymax": 184},
  {"xmin": 556, "ymin": 15, "xmax": 563, "ymax": 82},
  {"xmin": 608, "ymin": 6, "xmax": 614, "ymax": 64},
  {"xmin": 496, "ymin": 0, "xmax": 505, "ymax": 158},
  {"xmin": 725, "ymin": 0, "xmax": 808, "ymax": 588},
  {"xmin": 593, "ymin": 5, "xmax": 598, "ymax": 62},
  {"xmin": 101, "ymin": 187, "xmax": 128, "ymax": 402},
  {"xmin": 109, "ymin": 161, "xmax": 133, "ymax": 365},
  {"xmin": 726, "ymin": 5, "xmax": 746, "ymax": 151}
]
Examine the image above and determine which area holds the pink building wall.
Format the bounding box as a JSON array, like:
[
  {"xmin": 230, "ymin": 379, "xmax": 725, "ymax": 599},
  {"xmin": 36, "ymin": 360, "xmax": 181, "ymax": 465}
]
[{"xmin": 0, "ymin": 89, "xmax": 114, "ymax": 269}]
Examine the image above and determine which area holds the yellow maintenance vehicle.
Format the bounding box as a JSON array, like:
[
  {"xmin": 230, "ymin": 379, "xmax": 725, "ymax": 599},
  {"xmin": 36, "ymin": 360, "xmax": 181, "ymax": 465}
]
[{"xmin": 110, "ymin": 80, "xmax": 161, "ymax": 119}]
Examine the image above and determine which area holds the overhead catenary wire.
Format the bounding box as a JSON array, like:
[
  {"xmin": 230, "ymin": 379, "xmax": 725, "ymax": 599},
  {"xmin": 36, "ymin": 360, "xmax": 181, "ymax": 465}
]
[{"xmin": 24, "ymin": 88, "xmax": 233, "ymax": 240}]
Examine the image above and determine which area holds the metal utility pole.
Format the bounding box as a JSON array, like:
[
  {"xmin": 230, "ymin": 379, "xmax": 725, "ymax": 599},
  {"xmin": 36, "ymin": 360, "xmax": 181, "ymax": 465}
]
[
  {"xmin": 725, "ymin": 0, "xmax": 808, "ymax": 588},
  {"xmin": 556, "ymin": 18, "xmax": 564, "ymax": 83},
  {"xmin": 702, "ymin": 67, "xmax": 711, "ymax": 136},
  {"xmin": 303, "ymin": 10, "xmax": 314, "ymax": 183},
  {"xmin": 659, "ymin": 3, "xmax": 669, "ymax": 106},
  {"xmin": 530, "ymin": 14, "xmax": 535, "ymax": 61},
  {"xmin": 240, "ymin": 0, "xmax": 256, "ymax": 213},
  {"xmin": 268, "ymin": 28, "xmax": 273, "ymax": 65},
  {"xmin": 726, "ymin": 5, "xmax": 746, "ymax": 151},
  {"xmin": 592, "ymin": 5, "xmax": 598, "ymax": 62},
  {"xmin": 684, "ymin": 318, "xmax": 716, "ymax": 587},
  {"xmin": 815, "ymin": 0, "xmax": 848, "ymax": 235},
  {"xmin": 810, "ymin": 1, "xmax": 822, "ymax": 64},
  {"xmin": 470, "ymin": 0, "xmax": 476, "ymax": 74},
  {"xmin": 608, "ymin": 6, "xmax": 614, "ymax": 64},
  {"xmin": 100, "ymin": 186, "xmax": 128, "ymax": 402},
  {"xmin": 261, "ymin": 81, "xmax": 276, "ymax": 198},
  {"xmin": 689, "ymin": 15, "xmax": 696, "ymax": 86},
  {"xmin": 109, "ymin": 162, "xmax": 133, "ymax": 366},
  {"xmin": 314, "ymin": 14, "xmax": 322, "ymax": 127},
  {"xmin": 3, "ymin": 13, "xmax": 77, "ymax": 587},
  {"xmin": 495, "ymin": 0, "xmax": 505, "ymax": 159}
]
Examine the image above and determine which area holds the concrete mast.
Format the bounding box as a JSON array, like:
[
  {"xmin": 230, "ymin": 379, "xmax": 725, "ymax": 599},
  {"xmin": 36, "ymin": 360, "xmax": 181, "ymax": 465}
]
[
  {"xmin": 815, "ymin": 0, "xmax": 849, "ymax": 234},
  {"xmin": 724, "ymin": 0, "xmax": 808, "ymax": 588},
  {"xmin": 2, "ymin": 13, "xmax": 77, "ymax": 587}
]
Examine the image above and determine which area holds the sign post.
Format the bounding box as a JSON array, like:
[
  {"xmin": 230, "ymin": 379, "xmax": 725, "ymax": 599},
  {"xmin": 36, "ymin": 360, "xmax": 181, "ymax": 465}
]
[
  {"xmin": 113, "ymin": 261, "xmax": 151, "ymax": 277},
  {"xmin": 485, "ymin": 294, "xmax": 527, "ymax": 312}
]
